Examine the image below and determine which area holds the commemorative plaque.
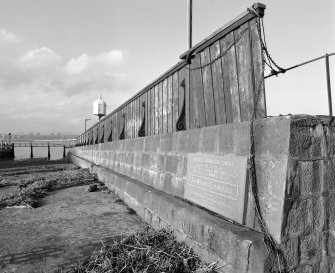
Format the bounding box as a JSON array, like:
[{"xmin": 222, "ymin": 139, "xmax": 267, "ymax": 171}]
[{"xmin": 185, "ymin": 153, "xmax": 249, "ymax": 224}]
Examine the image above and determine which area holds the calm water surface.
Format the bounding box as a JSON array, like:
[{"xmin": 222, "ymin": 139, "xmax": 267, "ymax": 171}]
[{"xmin": 13, "ymin": 146, "xmax": 66, "ymax": 160}]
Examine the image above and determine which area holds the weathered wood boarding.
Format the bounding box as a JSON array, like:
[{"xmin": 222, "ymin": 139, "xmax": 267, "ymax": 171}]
[{"xmin": 76, "ymin": 3, "xmax": 266, "ymax": 146}]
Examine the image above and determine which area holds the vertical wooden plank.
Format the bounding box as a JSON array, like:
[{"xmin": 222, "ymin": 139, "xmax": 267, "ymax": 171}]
[
  {"xmin": 210, "ymin": 40, "xmax": 226, "ymax": 124},
  {"xmin": 136, "ymin": 98, "xmax": 140, "ymax": 137},
  {"xmin": 250, "ymin": 18, "xmax": 266, "ymax": 118},
  {"xmin": 184, "ymin": 65, "xmax": 190, "ymax": 130},
  {"xmin": 132, "ymin": 100, "xmax": 136, "ymax": 138},
  {"xmin": 167, "ymin": 75, "xmax": 173, "ymax": 133},
  {"xmin": 158, "ymin": 82, "xmax": 163, "ymax": 134},
  {"xmin": 172, "ymin": 71, "xmax": 179, "ymax": 132},
  {"xmin": 125, "ymin": 104, "xmax": 129, "ymax": 139},
  {"xmin": 116, "ymin": 111, "xmax": 120, "ymax": 140},
  {"xmin": 122, "ymin": 107, "xmax": 126, "ymax": 139},
  {"xmin": 151, "ymin": 88, "xmax": 154, "ymax": 136},
  {"xmin": 162, "ymin": 79, "xmax": 168, "ymax": 134},
  {"xmin": 148, "ymin": 88, "xmax": 153, "ymax": 136},
  {"xmin": 147, "ymin": 90, "xmax": 150, "ymax": 136},
  {"xmin": 154, "ymin": 85, "xmax": 159, "ymax": 135},
  {"xmin": 144, "ymin": 91, "xmax": 149, "ymax": 136},
  {"xmin": 234, "ymin": 22, "xmax": 254, "ymax": 121},
  {"xmin": 200, "ymin": 47, "xmax": 216, "ymax": 126},
  {"xmin": 221, "ymin": 32, "xmax": 240, "ymax": 123},
  {"xmin": 140, "ymin": 94, "xmax": 146, "ymax": 135},
  {"xmin": 190, "ymin": 54, "xmax": 206, "ymax": 128}
]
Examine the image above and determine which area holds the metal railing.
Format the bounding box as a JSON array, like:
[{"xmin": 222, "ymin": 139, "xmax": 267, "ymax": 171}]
[{"xmin": 265, "ymin": 52, "xmax": 334, "ymax": 116}]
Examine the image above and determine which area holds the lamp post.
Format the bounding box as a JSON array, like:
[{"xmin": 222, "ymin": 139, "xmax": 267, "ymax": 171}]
[
  {"xmin": 85, "ymin": 118, "xmax": 91, "ymax": 132},
  {"xmin": 188, "ymin": 0, "xmax": 192, "ymax": 49}
]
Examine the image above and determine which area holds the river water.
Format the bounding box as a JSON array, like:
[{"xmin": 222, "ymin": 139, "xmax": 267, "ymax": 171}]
[{"xmin": 13, "ymin": 146, "xmax": 66, "ymax": 160}]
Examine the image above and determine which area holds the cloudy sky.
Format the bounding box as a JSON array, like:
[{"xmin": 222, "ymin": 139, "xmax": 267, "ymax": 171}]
[{"xmin": 0, "ymin": 0, "xmax": 334, "ymax": 135}]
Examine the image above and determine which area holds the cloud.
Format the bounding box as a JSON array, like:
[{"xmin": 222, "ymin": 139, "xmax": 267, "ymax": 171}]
[
  {"xmin": 16, "ymin": 47, "xmax": 62, "ymax": 70},
  {"xmin": 64, "ymin": 49, "xmax": 125, "ymax": 75},
  {"xmin": 0, "ymin": 45, "xmax": 134, "ymax": 134},
  {"xmin": 0, "ymin": 28, "xmax": 22, "ymax": 44}
]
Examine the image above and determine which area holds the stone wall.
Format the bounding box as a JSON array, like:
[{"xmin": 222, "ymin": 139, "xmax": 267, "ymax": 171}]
[{"xmin": 70, "ymin": 115, "xmax": 335, "ymax": 272}]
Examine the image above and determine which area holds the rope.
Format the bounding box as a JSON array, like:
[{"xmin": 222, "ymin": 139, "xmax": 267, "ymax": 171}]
[{"xmin": 247, "ymin": 8, "xmax": 287, "ymax": 272}]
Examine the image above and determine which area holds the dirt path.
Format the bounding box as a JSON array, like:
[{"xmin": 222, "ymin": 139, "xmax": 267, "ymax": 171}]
[{"xmin": 0, "ymin": 163, "xmax": 147, "ymax": 273}]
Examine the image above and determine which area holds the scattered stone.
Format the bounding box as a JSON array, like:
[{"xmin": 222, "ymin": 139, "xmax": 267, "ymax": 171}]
[{"xmin": 87, "ymin": 184, "xmax": 97, "ymax": 192}]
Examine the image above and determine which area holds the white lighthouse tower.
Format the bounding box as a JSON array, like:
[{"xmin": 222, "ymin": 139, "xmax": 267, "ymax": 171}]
[{"xmin": 92, "ymin": 94, "xmax": 107, "ymax": 121}]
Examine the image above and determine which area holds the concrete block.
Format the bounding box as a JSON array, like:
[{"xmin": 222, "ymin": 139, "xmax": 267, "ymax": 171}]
[
  {"xmin": 164, "ymin": 154, "xmax": 179, "ymax": 173},
  {"xmin": 124, "ymin": 139, "xmax": 135, "ymax": 151},
  {"xmin": 143, "ymin": 135, "xmax": 160, "ymax": 153},
  {"xmin": 258, "ymin": 195, "xmax": 284, "ymax": 243},
  {"xmin": 158, "ymin": 134, "xmax": 173, "ymax": 153},
  {"xmin": 300, "ymin": 233, "xmax": 322, "ymax": 265},
  {"xmin": 233, "ymin": 122, "xmax": 250, "ymax": 156},
  {"xmin": 255, "ymin": 157, "xmax": 288, "ymax": 199},
  {"xmin": 176, "ymin": 129, "xmax": 201, "ymax": 153},
  {"xmin": 217, "ymin": 123, "xmax": 234, "ymax": 154},
  {"xmin": 134, "ymin": 137, "xmax": 144, "ymax": 152},
  {"xmin": 163, "ymin": 173, "xmax": 183, "ymax": 197},
  {"xmin": 253, "ymin": 117, "xmax": 291, "ymax": 158},
  {"xmin": 199, "ymin": 126, "xmax": 219, "ymax": 153}
]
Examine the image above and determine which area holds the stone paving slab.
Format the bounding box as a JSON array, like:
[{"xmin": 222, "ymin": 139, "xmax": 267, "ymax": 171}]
[{"xmin": 0, "ymin": 185, "xmax": 147, "ymax": 273}]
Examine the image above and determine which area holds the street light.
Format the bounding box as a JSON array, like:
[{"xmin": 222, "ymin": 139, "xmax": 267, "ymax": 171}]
[
  {"xmin": 85, "ymin": 119, "xmax": 91, "ymax": 132},
  {"xmin": 188, "ymin": 0, "xmax": 192, "ymax": 49}
]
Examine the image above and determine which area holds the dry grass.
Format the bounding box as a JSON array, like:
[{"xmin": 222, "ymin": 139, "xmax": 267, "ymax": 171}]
[
  {"xmin": 0, "ymin": 168, "xmax": 96, "ymax": 209},
  {"xmin": 65, "ymin": 227, "xmax": 218, "ymax": 273}
]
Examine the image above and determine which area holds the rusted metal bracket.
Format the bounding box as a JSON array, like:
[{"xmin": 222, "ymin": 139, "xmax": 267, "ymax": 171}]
[
  {"xmin": 138, "ymin": 102, "xmax": 146, "ymax": 137},
  {"xmin": 108, "ymin": 121, "xmax": 113, "ymax": 142},
  {"xmin": 176, "ymin": 79, "xmax": 186, "ymax": 131},
  {"xmin": 100, "ymin": 125, "xmax": 104, "ymax": 143},
  {"xmin": 94, "ymin": 128, "xmax": 99, "ymax": 144},
  {"xmin": 119, "ymin": 113, "xmax": 125, "ymax": 140}
]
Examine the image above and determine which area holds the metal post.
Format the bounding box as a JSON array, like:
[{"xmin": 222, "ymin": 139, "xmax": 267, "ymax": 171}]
[
  {"xmin": 11, "ymin": 143, "xmax": 15, "ymax": 159},
  {"xmin": 30, "ymin": 143, "xmax": 33, "ymax": 158},
  {"xmin": 325, "ymin": 53, "xmax": 333, "ymax": 116},
  {"xmin": 47, "ymin": 143, "xmax": 50, "ymax": 160},
  {"xmin": 63, "ymin": 145, "xmax": 66, "ymax": 159},
  {"xmin": 188, "ymin": 0, "xmax": 193, "ymax": 49}
]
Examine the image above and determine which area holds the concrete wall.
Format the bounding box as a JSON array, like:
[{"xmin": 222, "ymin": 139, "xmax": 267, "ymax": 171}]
[{"xmin": 70, "ymin": 115, "xmax": 335, "ymax": 272}]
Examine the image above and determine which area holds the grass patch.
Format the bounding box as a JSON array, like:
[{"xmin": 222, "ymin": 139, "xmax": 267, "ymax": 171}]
[
  {"xmin": 65, "ymin": 227, "xmax": 218, "ymax": 273},
  {"xmin": 0, "ymin": 169, "xmax": 96, "ymax": 209}
]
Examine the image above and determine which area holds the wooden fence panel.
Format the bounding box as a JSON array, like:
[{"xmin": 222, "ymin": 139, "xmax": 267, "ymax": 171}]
[
  {"xmin": 221, "ymin": 32, "xmax": 240, "ymax": 123},
  {"xmin": 158, "ymin": 82, "xmax": 163, "ymax": 134},
  {"xmin": 162, "ymin": 79, "xmax": 168, "ymax": 134},
  {"xmin": 200, "ymin": 48, "xmax": 216, "ymax": 126},
  {"xmin": 154, "ymin": 85, "xmax": 159, "ymax": 135},
  {"xmin": 76, "ymin": 5, "xmax": 267, "ymax": 146},
  {"xmin": 250, "ymin": 18, "xmax": 266, "ymax": 118},
  {"xmin": 190, "ymin": 54, "xmax": 206, "ymax": 128},
  {"xmin": 210, "ymin": 40, "xmax": 226, "ymax": 124},
  {"xmin": 167, "ymin": 75, "xmax": 173, "ymax": 133},
  {"xmin": 235, "ymin": 22, "xmax": 254, "ymax": 121},
  {"xmin": 172, "ymin": 71, "xmax": 179, "ymax": 132}
]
